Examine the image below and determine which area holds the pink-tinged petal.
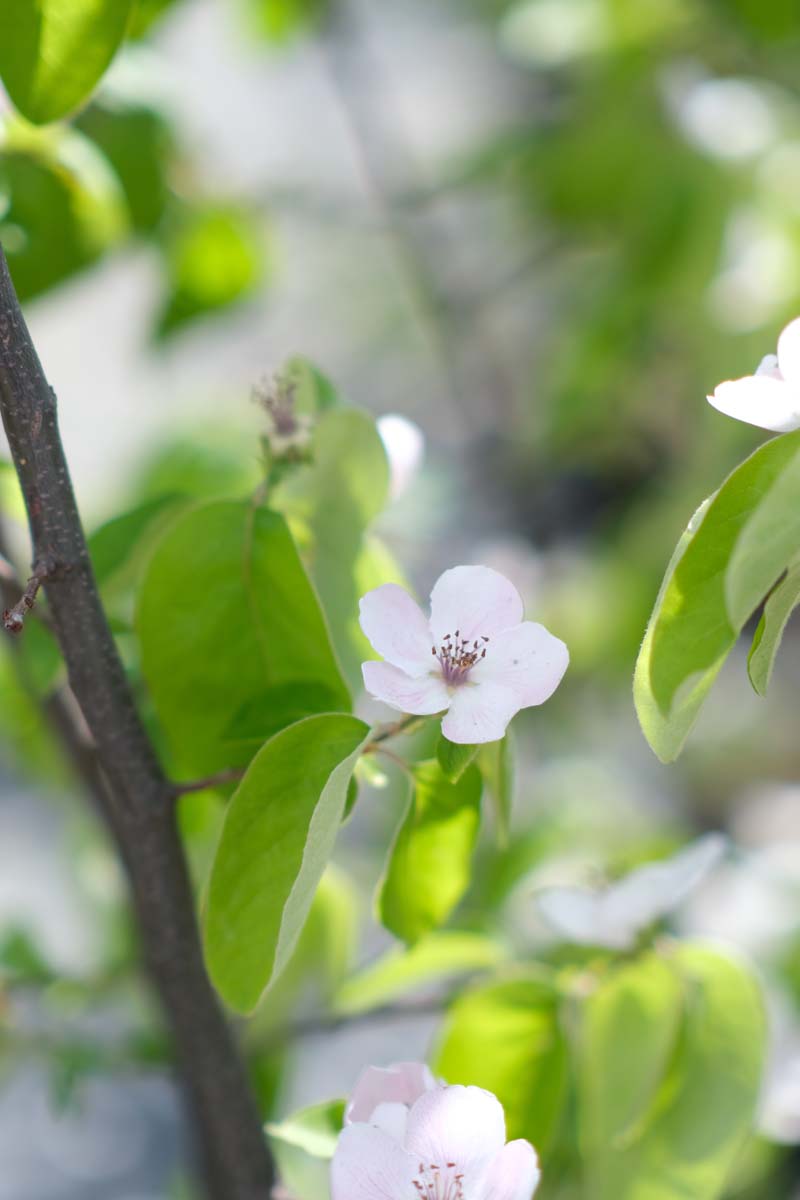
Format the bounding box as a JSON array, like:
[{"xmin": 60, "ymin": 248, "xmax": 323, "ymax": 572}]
[
  {"xmin": 370, "ymin": 1103, "xmax": 409, "ymax": 1142},
  {"xmin": 331, "ymin": 1124, "xmax": 415, "ymax": 1200},
  {"xmin": 362, "ymin": 661, "xmax": 451, "ymax": 716},
  {"xmin": 470, "ymin": 622, "xmax": 568, "ymax": 708},
  {"xmin": 405, "ymin": 1085, "xmax": 506, "ymax": 1179},
  {"xmin": 429, "ymin": 566, "xmax": 524, "ymax": 645},
  {"xmin": 483, "ymin": 1140, "xmax": 541, "ymax": 1200},
  {"xmin": 360, "ymin": 584, "xmax": 435, "ymax": 674},
  {"xmin": 778, "ymin": 317, "xmax": 800, "ymax": 389},
  {"xmin": 756, "ymin": 353, "xmax": 782, "ymax": 379},
  {"xmin": 707, "ymin": 375, "xmax": 800, "ymax": 432},
  {"xmin": 441, "ymin": 683, "xmax": 517, "ymax": 745},
  {"xmin": 347, "ymin": 1063, "xmax": 437, "ymax": 1125}
]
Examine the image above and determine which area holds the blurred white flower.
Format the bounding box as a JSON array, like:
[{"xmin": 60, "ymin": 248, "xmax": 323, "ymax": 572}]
[
  {"xmin": 377, "ymin": 414, "xmax": 425, "ymax": 501},
  {"xmin": 707, "ymin": 317, "xmax": 800, "ymax": 431},
  {"xmin": 359, "ymin": 566, "xmax": 568, "ymax": 744},
  {"xmin": 333, "ymin": 1063, "xmax": 540, "ymax": 1200},
  {"xmin": 538, "ymin": 834, "xmax": 726, "ymax": 950}
]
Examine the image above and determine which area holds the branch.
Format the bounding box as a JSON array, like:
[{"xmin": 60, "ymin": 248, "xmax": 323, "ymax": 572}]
[
  {"xmin": 2, "ymin": 557, "xmax": 49, "ymax": 632},
  {"xmin": 0, "ymin": 250, "xmax": 274, "ymax": 1200}
]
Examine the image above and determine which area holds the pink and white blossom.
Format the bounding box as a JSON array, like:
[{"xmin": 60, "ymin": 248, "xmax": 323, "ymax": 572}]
[
  {"xmin": 707, "ymin": 317, "xmax": 800, "ymax": 432},
  {"xmin": 359, "ymin": 566, "xmax": 569, "ymax": 745},
  {"xmin": 332, "ymin": 1063, "xmax": 541, "ymax": 1200}
]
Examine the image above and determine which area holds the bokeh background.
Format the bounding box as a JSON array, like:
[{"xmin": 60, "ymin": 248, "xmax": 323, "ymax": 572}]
[{"xmin": 3, "ymin": 0, "xmax": 800, "ymax": 1195}]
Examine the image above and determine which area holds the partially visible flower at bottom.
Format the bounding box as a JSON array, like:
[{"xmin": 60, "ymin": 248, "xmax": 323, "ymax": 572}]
[
  {"xmin": 332, "ymin": 1062, "xmax": 540, "ymax": 1200},
  {"xmin": 359, "ymin": 565, "xmax": 569, "ymax": 745}
]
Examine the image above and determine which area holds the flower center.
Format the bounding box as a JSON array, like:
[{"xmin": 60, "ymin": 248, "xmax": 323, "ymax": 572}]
[
  {"xmin": 432, "ymin": 630, "xmax": 489, "ymax": 686},
  {"xmin": 412, "ymin": 1162, "xmax": 465, "ymax": 1200}
]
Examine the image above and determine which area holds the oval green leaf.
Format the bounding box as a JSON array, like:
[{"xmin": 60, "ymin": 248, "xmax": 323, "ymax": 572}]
[
  {"xmin": 0, "ymin": 0, "xmax": 135, "ymax": 125},
  {"xmin": 204, "ymin": 713, "xmax": 368, "ymax": 1012},
  {"xmin": 747, "ymin": 560, "xmax": 800, "ymax": 697}
]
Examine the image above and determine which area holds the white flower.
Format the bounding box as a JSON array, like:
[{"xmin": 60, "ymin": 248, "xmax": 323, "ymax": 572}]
[
  {"xmin": 538, "ymin": 834, "xmax": 726, "ymax": 951},
  {"xmin": 359, "ymin": 566, "xmax": 569, "ymax": 746},
  {"xmin": 707, "ymin": 317, "xmax": 800, "ymax": 431},
  {"xmin": 332, "ymin": 1062, "xmax": 540, "ymax": 1200}
]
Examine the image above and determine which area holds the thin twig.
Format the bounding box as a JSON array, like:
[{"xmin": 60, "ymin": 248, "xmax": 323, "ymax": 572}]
[
  {"xmin": 2, "ymin": 558, "xmax": 50, "ymax": 633},
  {"xmin": 171, "ymin": 767, "xmax": 246, "ymax": 797}
]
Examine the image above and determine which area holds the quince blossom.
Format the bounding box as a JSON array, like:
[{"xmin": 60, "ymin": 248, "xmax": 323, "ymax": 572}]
[
  {"xmin": 707, "ymin": 317, "xmax": 800, "ymax": 432},
  {"xmin": 359, "ymin": 566, "xmax": 568, "ymax": 745},
  {"xmin": 332, "ymin": 1061, "xmax": 540, "ymax": 1200}
]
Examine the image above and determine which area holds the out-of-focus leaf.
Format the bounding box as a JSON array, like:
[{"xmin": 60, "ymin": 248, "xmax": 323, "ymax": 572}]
[
  {"xmin": 579, "ymin": 954, "xmax": 684, "ymax": 1155},
  {"xmin": 76, "ymin": 100, "xmax": 173, "ymax": 232},
  {"xmin": 137, "ymin": 500, "xmax": 350, "ymax": 774},
  {"xmin": 0, "ymin": 129, "xmax": 126, "ymax": 300},
  {"xmin": 587, "ymin": 944, "xmax": 766, "ymax": 1200},
  {"xmin": 282, "ymin": 355, "xmax": 339, "ymax": 416},
  {"xmin": 378, "ymin": 761, "xmax": 482, "ymax": 945},
  {"xmin": 0, "ymin": 0, "xmax": 135, "ymax": 124},
  {"xmin": 272, "ymin": 407, "xmax": 391, "ymax": 689},
  {"xmin": 435, "ymin": 972, "xmax": 568, "ymax": 1152},
  {"xmin": 128, "ymin": 0, "xmax": 182, "ymax": 37},
  {"xmin": 247, "ymin": 0, "xmax": 328, "ymax": 42},
  {"xmin": 204, "ymin": 714, "xmax": 368, "ymax": 1012},
  {"xmin": 267, "ymin": 1099, "xmax": 344, "ymax": 1200},
  {"xmin": 436, "ymin": 735, "xmax": 478, "ymax": 783},
  {"xmin": 155, "ymin": 204, "xmax": 265, "ymax": 338},
  {"xmin": 636, "ymin": 430, "xmax": 800, "ymax": 761},
  {"xmin": 89, "ymin": 494, "xmax": 181, "ymax": 587},
  {"xmin": 748, "ymin": 560, "xmax": 800, "ymax": 697},
  {"xmin": 333, "ymin": 931, "xmax": 508, "ymax": 1016},
  {"xmin": 132, "ymin": 434, "xmax": 261, "ymax": 502}
]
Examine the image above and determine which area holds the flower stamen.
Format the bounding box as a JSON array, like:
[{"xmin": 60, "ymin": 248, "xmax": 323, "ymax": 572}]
[
  {"xmin": 432, "ymin": 630, "xmax": 489, "ymax": 686},
  {"xmin": 412, "ymin": 1163, "xmax": 465, "ymax": 1200}
]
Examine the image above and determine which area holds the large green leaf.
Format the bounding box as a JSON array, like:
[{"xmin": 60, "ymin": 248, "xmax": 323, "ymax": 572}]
[
  {"xmin": 332, "ymin": 931, "xmax": 507, "ymax": 1016},
  {"xmin": 579, "ymin": 954, "xmax": 684, "ymax": 1156},
  {"xmin": 204, "ymin": 714, "xmax": 368, "ymax": 1012},
  {"xmin": 748, "ymin": 560, "xmax": 800, "ymax": 697},
  {"xmin": 434, "ymin": 973, "xmax": 569, "ymax": 1152},
  {"xmin": 378, "ymin": 761, "xmax": 482, "ymax": 945},
  {"xmin": 0, "ymin": 0, "xmax": 135, "ymax": 124},
  {"xmin": 636, "ymin": 430, "xmax": 800, "ymax": 761},
  {"xmin": 137, "ymin": 500, "xmax": 350, "ymax": 774},
  {"xmin": 272, "ymin": 407, "xmax": 391, "ymax": 689},
  {"xmin": 76, "ymin": 100, "xmax": 173, "ymax": 232},
  {"xmin": 587, "ymin": 944, "xmax": 765, "ymax": 1200}
]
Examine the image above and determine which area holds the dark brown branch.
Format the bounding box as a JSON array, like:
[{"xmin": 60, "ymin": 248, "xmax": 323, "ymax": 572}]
[{"xmin": 0, "ymin": 250, "xmax": 273, "ymax": 1200}]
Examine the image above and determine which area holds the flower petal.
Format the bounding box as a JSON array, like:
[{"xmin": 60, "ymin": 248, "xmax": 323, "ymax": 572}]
[
  {"xmin": 470, "ymin": 622, "xmax": 569, "ymax": 708},
  {"xmin": 483, "ymin": 1140, "xmax": 541, "ymax": 1200},
  {"xmin": 362, "ymin": 661, "xmax": 450, "ymax": 716},
  {"xmin": 331, "ymin": 1124, "xmax": 416, "ymax": 1200},
  {"xmin": 405, "ymin": 1084, "xmax": 506, "ymax": 1180},
  {"xmin": 707, "ymin": 375, "xmax": 800, "ymax": 433},
  {"xmin": 778, "ymin": 317, "xmax": 800, "ymax": 388},
  {"xmin": 442, "ymin": 682, "xmax": 519, "ymax": 744},
  {"xmin": 359, "ymin": 584, "xmax": 435, "ymax": 674},
  {"xmin": 347, "ymin": 1063, "xmax": 437, "ymax": 1125},
  {"xmin": 429, "ymin": 566, "xmax": 524, "ymax": 645}
]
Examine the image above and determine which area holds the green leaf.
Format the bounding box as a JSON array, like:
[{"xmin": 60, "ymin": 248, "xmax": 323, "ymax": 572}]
[
  {"xmin": 332, "ymin": 931, "xmax": 508, "ymax": 1016},
  {"xmin": 204, "ymin": 713, "xmax": 368, "ymax": 1012},
  {"xmin": 478, "ymin": 732, "xmax": 514, "ymax": 844},
  {"xmin": 267, "ymin": 1099, "xmax": 344, "ymax": 1200},
  {"xmin": 282, "ymin": 355, "xmax": 339, "ymax": 416},
  {"xmin": 434, "ymin": 972, "xmax": 569, "ymax": 1152},
  {"xmin": 748, "ymin": 560, "xmax": 800, "ymax": 697},
  {"xmin": 436, "ymin": 735, "xmax": 478, "ymax": 783},
  {"xmin": 137, "ymin": 500, "xmax": 350, "ymax": 774},
  {"xmin": 271, "ymin": 407, "xmax": 391, "ymax": 690},
  {"xmin": 0, "ymin": 0, "xmax": 135, "ymax": 124},
  {"xmin": 89, "ymin": 494, "xmax": 181, "ymax": 587},
  {"xmin": 636, "ymin": 430, "xmax": 800, "ymax": 761},
  {"xmin": 156, "ymin": 204, "xmax": 265, "ymax": 338},
  {"xmin": 588, "ymin": 944, "xmax": 766, "ymax": 1200},
  {"xmin": 579, "ymin": 953, "xmax": 684, "ymax": 1155},
  {"xmin": 76, "ymin": 99, "xmax": 173, "ymax": 232},
  {"xmin": 222, "ymin": 681, "xmax": 345, "ymax": 747},
  {"xmin": 378, "ymin": 761, "xmax": 482, "ymax": 945},
  {"xmin": 0, "ymin": 130, "xmax": 126, "ymax": 300},
  {"xmin": 247, "ymin": 0, "xmax": 328, "ymax": 42}
]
